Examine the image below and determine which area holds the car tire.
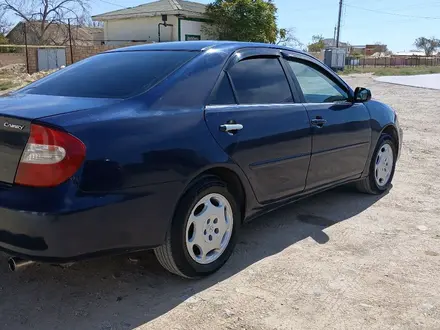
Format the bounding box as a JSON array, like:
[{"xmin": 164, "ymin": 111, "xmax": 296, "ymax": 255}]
[
  {"xmin": 356, "ymin": 134, "xmax": 397, "ymax": 195},
  {"xmin": 154, "ymin": 176, "xmax": 241, "ymax": 278}
]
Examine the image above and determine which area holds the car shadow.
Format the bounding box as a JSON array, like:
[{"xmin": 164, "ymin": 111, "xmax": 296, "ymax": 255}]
[{"xmin": 0, "ymin": 185, "xmax": 389, "ymax": 329}]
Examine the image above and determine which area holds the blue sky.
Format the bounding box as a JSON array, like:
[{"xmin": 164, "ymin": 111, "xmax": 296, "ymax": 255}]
[
  {"xmin": 90, "ymin": 0, "xmax": 440, "ymax": 51},
  {"xmin": 8, "ymin": 0, "xmax": 440, "ymax": 51}
]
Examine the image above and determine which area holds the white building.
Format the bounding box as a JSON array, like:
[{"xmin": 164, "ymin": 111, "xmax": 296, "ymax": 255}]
[{"xmin": 92, "ymin": 0, "xmax": 208, "ymax": 45}]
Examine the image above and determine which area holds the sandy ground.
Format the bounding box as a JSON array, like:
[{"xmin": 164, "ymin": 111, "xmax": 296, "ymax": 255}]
[
  {"xmin": 375, "ymin": 73, "xmax": 440, "ymax": 90},
  {"xmin": 1, "ymin": 74, "xmax": 440, "ymax": 330}
]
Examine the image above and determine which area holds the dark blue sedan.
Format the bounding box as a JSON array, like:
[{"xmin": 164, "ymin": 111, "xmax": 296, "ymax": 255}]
[{"xmin": 0, "ymin": 41, "xmax": 402, "ymax": 278}]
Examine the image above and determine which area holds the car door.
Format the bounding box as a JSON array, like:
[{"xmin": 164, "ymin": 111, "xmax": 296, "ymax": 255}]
[
  {"xmin": 204, "ymin": 49, "xmax": 312, "ymax": 203},
  {"xmin": 283, "ymin": 54, "xmax": 372, "ymax": 190}
]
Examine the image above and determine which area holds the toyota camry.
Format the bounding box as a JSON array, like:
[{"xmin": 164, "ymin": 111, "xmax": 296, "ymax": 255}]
[{"xmin": 0, "ymin": 41, "xmax": 402, "ymax": 278}]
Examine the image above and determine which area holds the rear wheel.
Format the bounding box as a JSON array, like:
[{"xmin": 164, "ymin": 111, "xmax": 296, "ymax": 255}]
[
  {"xmin": 356, "ymin": 134, "xmax": 397, "ymax": 194},
  {"xmin": 154, "ymin": 176, "xmax": 240, "ymax": 278}
]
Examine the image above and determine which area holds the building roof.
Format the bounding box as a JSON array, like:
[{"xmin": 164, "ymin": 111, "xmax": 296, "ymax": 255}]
[
  {"xmin": 394, "ymin": 50, "xmax": 437, "ymax": 56},
  {"xmin": 7, "ymin": 21, "xmax": 103, "ymax": 46},
  {"xmin": 323, "ymin": 38, "xmax": 349, "ymax": 48},
  {"xmin": 370, "ymin": 52, "xmax": 390, "ymax": 58},
  {"xmin": 92, "ymin": 0, "xmax": 207, "ymax": 21}
]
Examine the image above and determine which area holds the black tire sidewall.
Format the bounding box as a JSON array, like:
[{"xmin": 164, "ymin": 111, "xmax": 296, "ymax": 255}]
[
  {"xmin": 369, "ymin": 134, "xmax": 397, "ymax": 193},
  {"xmin": 169, "ymin": 177, "xmax": 241, "ymax": 278}
]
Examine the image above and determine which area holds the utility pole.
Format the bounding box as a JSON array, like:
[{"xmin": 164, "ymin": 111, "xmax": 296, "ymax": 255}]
[
  {"xmin": 23, "ymin": 23, "xmax": 29, "ymax": 74},
  {"xmin": 68, "ymin": 19, "xmax": 74, "ymax": 64},
  {"xmin": 336, "ymin": 0, "xmax": 343, "ymax": 48},
  {"xmin": 333, "ymin": 25, "xmax": 337, "ymax": 45}
]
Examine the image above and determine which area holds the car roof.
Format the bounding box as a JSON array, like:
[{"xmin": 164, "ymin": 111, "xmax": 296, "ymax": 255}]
[{"xmin": 107, "ymin": 40, "xmax": 307, "ymax": 56}]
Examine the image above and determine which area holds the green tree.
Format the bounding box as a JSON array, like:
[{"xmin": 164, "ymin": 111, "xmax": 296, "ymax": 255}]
[
  {"xmin": 276, "ymin": 27, "xmax": 301, "ymax": 47},
  {"xmin": 0, "ymin": 8, "xmax": 10, "ymax": 47},
  {"xmin": 350, "ymin": 50, "xmax": 362, "ymax": 57},
  {"xmin": 308, "ymin": 35, "xmax": 325, "ymax": 52},
  {"xmin": 0, "ymin": 34, "xmax": 8, "ymax": 44},
  {"xmin": 414, "ymin": 37, "xmax": 440, "ymax": 56},
  {"xmin": 203, "ymin": 0, "xmax": 278, "ymax": 43}
]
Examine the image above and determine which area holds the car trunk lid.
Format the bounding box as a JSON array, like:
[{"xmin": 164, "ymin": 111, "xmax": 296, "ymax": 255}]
[
  {"xmin": 0, "ymin": 92, "xmax": 119, "ymax": 119},
  {"xmin": 0, "ymin": 116, "xmax": 31, "ymax": 184},
  {"xmin": 0, "ymin": 93, "xmax": 119, "ymax": 184}
]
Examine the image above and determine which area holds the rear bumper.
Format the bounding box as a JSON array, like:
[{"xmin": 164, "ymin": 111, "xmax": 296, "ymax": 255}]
[{"xmin": 0, "ymin": 181, "xmax": 184, "ymax": 262}]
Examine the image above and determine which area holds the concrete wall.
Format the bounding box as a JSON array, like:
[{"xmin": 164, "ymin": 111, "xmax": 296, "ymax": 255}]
[
  {"xmin": 0, "ymin": 53, "xmax": 26, "ymax": 67},
  {"xmin": 179, "ymin": 19, "xmax": 207, "ymax": 41},
  {"xmin": 26, "ymin": 43, "xmax": 146, "ymax": 73},
  {"xmin": 105, "ymin": 16, "xmax": 178, "ymax": 44},
  {"xmin": 65, "ymin": 44, "xmax": 124, "ymax": 65},
  {"xmin": 308, "ymin": 51, "xmax": 325, "ymax": 61},
  {"xmin": 102, "ymin": 16, "xmax": 208, "ymax": 43}
]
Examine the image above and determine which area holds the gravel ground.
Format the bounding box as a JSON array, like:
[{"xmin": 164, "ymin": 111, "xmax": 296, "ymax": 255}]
[{"xmin": 1, "ymin": 74, "xmax": 440, "ymax": 330}]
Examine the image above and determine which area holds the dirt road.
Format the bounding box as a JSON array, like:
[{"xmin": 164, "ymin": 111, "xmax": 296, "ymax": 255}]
[{"xmin": 1, "ymin": 75, "xmax": 439, "ymax": 330}]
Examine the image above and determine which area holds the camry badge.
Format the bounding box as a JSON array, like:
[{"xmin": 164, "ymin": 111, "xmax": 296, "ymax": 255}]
[{"xmin": 4, "ymin": 122, "xmax": 25, "ymax": 130}]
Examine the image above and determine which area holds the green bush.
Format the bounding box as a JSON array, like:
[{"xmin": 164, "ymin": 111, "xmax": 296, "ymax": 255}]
[{"xmin": 0, "ymin": 81, "xmax": 18, "ymax": 91}]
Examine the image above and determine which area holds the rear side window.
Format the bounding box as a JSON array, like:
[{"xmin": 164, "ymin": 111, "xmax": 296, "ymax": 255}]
[
  {"xmin": 228, "ymin": 58, "xmax": 292, "ymax": 104},
  {"xmin": 21, "ymin": 51, "xmax": 198, "ymax": 99},
  {"xmin": 208, "ymin": 74, "xmax": 236, "ymax": 105}
]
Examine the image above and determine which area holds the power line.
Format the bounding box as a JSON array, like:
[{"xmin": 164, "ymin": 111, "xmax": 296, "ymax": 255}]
[
  {"xmin": 345, "ymin": 0, "xmax": 440, "ymax": 6},
  {"xmin": 345, "ymin": 3, "xmax": 440, "ymax": 19},
  {"xmin": 374, "ymin": 1, "xmax": 440, "ymax": 12},
  {"xmin": 93, "ymin": 0, "xmax": 127, "ymax": 9}
]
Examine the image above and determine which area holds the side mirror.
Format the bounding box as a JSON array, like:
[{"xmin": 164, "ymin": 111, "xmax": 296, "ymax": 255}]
[{"xmin": 354, "ymin": 87, "xmax": 372, "ymax": 103}]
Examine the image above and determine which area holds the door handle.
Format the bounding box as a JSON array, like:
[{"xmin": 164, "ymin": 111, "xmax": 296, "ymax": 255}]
[
  {"xmin": 219, "ymin": 123, "xmax": 243, "ymax": 134},
  {"xmin": 311, "ymin": 118, "xmax": 327, "ymax": 128}
]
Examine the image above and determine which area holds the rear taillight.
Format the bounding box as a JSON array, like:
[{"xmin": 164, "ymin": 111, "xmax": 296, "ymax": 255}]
[{"xmin": 15, "ymin": 124, "xmax": 86, "ymax": 187}]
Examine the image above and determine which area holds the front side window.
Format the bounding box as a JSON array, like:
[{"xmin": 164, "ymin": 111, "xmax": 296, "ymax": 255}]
[
  {"xmin": 228, "ymin": 58, "xmax": 293, "ymax": 104},
  {"xmin": 288, "ymin": 61, "xmax": 348, "ymax": 103},
  {"xmin": 20, "ymin": 51, "xmax": 198, "ymax": 99}
]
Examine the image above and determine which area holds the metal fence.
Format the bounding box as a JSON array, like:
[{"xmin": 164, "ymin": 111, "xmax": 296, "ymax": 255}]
[{"xmin": 345, "ymin": 56, "xmax": 440, "ymax": 68}]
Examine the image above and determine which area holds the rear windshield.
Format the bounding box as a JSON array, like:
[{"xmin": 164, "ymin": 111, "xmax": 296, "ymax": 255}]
[{"xmin": 21, "ymin": 51, "xmax": 198, "ymax": 99}]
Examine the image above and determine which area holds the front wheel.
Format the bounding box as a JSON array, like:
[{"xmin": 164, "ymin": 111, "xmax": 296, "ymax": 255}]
[
  {"xmin": 154, "ymin": 176, "xmax": 240, "ymax": 278},
  {"xmin": 356, "ymin": 134, "xmax": 397, "ymax": 194}
]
